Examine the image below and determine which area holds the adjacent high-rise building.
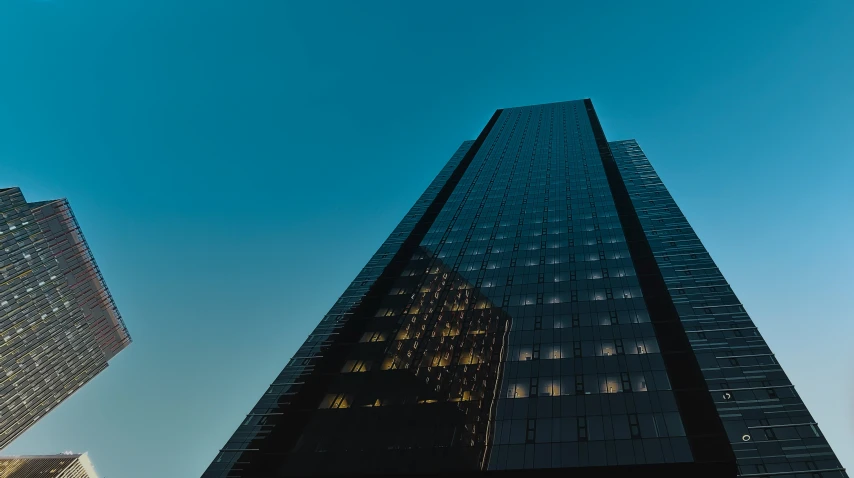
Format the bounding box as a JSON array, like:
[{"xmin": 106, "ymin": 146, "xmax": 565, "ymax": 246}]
[
  {"xmin": 0, "ymin": 188, "xmax": 130, "ymax": 449},
  {"xmin": 0, "ymin": 452, "xmax": 99, "ymax": 478},
  {"xmin": 204, "ymin": 100, "xmax": 846, "ymax": 477}
]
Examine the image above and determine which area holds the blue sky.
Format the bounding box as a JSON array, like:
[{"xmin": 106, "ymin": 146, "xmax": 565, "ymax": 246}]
[{"xmin": 1, "ymin": 1, "xmax": 852, "ymax": 476}]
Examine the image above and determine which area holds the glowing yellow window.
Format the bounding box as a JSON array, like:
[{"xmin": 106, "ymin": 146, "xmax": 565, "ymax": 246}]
[
  {"xmin": 363, "ymin": 398, "xmax": 384, "ymax": 407},
  {"xmin": 341, "ymin": 360, "xmax": 371, "ymax": 373},
  {"xmin": 359, "ymin": 331, "xmax": 387, "ymax": 343},
  {"xmin": 541, "ymin": 379, "xmax": 561, "ymax": 396},
  {"xmin": 319, "ymin": 393, "xmax": 351, "ymax": 409},
  {"xmin": 507, "ymin": 383, "xmax": 529, "ymax": 399},
  {"xmin": 602, "ymin": 376, "xmax": 621, "ymax": 394}
]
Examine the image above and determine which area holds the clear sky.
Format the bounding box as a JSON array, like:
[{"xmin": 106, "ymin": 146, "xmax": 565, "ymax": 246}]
[{"xmin": 1, "ymin": 1, "xmax": 852, "ymax": 476}]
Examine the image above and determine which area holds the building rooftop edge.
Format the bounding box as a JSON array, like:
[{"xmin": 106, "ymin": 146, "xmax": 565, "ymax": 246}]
[
  {"xmin": 497, "ymin": 98, "xmax": 592, "ymax": 111},
  {"xmin": 4, "ymin": 187, "xmax": 133, "ymax": 353},
  {"xmin": 0, "ymin": 453, "xmax": 84, "ymax": 458}
]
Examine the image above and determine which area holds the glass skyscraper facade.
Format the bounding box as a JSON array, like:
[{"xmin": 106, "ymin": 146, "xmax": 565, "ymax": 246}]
[
  {"xmin": 205, "ymin": 100, "xmax": 845, "ymax": 478},
  {"xmin": 0, "ymin": 188, "xmax": 131, "ymax": 449}
]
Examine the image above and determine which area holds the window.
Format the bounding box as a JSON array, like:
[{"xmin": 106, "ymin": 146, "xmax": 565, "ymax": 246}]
[
  {"xmin": 341, "ymin": 360, "xmax": 371, "ymax": 373},
  {"xmin": 603, "ymin": 376, "xmax": 620, "ymax": 393},
  {"xmin": 542, "ymin": 379, "xmax": 560, "ymax": 396},
  {"xmin": 319, "ymin": 394, "xmax": 351, "ymax": 409},
  {"xmin": 762, "ymin": 381, "xmax": 778, "ymax": 399},
  {"xmin": 632, "ymin": 373, "xmax": 648, "ymax": 392},
  {"xmin": 526, "ymin": 419, "xmax": 536, "ymax": 443},
  {"xmin": 600, "ymin": 341, "xmax": 615, "ymax": 357},
  {"xmin": 359, "ymin": 331, "xmax": 387, "ymax": 343},
  {"xmin": 507, "ymin": 382, "xmax": 528, "ymax": 398},
  {"xmin": 759, "ymin": 419, "xmax": 777, "ymax": 440},
  {"xmin": 629, "ymin": 414, "xmax": 641, "ymax": 438},
  {"xmin": 578, "ymin": 417, "xmax": 588, "ymax": 441},
  {"xmin": 367, "ymin": 398, "xmax": 384, "ymax": 407},
  {"xmin": 620, "ymin": 372, "xmax": 632, "ymax": 392}
]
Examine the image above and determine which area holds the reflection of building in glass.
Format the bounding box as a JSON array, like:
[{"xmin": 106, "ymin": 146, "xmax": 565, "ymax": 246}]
[
  {"xmin": 0, "ymin": 453, "xmax": 99, "ymax": 478},
  {"xmin": 304, "ymin": 246, "xmax": 511, "ymax": 472},
  {"xmin": 205, "ymin": 101, "xmax": 847, "ymax": 478},
  {"xmin": 0, "ymin": 188, "xmax": 131, "ymax": 449}
]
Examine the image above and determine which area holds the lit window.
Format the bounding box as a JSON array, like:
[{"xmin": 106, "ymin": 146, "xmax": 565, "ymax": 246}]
[
  {"xmin": 600, "ymin": 342, "xmax": 615, "ymax": 356},
  {"xmin": 441, "ymin": 327, "xmax": 460, "ymax": 337},
  {"xmin": 381, "ymin": 357, "xmax": 406, "ymax": 370},
  {"xmin": 544, "ymin": 344, "xmax": 562, "ymax": 359},
  {"xmin": 601, "ymin": 376, "xmax": 621, "ymax": 393},
  {"xmin": 341, "ymin": 360, "xmax": 371, "ymax": 373},
  {"xmin": 364, "ymin": 398, "xmax": 384, "ymax": 407},
  {"xmin": 319, "ymin": 393, "xmax": 351, "ymax": 409},
  {"xmin": 507, "ymin": 382, "xmax": 529, "ymax": 398},
  {"xmin": 541, "ymin": 379, "xmax": 560, "ymax": 396},
  {"xmin": 458, "ymin": 351, "xmax": 480, "ymax": 365},
  {"xmin": 359, "ymin": 331, "xmax": 387, "ymax": 343}
]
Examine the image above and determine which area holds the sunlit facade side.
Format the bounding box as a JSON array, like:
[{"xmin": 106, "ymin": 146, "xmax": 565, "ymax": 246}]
[
  {"xmin": 0, "ymin": 188, "xmax": 131, "ymax": 449},
  {"xmin": 608, "ymin": 139, "xmax": 846, "ymax": 477},
  {"xmin": 204, "ymin": 100, "xmax": 846, "ymax": 478},
  {"xmin": 0, "ymin": 453, "xmax": 99, "ymax": 478}
]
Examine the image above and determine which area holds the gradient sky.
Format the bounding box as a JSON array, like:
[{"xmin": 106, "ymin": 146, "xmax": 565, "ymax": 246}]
[{"xmin": 0, "ymin": 1, "xmax": 852, "ymax": 477}]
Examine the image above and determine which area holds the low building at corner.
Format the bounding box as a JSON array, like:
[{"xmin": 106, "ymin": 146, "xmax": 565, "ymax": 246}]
[{"xmin": 0, "ymin": 452, "xmax": 99, "ymax": 477}]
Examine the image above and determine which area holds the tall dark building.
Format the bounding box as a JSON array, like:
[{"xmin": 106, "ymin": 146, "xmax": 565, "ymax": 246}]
[
  {"xmin": 0, "ymin": 188, "xmax": 130, "ymax": 449},
  {"xmin": 205, "ymin": 100, "xmax": 846, "ymax": 477}
]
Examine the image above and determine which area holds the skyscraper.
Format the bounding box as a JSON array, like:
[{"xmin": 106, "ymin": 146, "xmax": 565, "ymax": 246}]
[
  {"xmin": 0, "ymin": 188, "xmax": 130, "ymax": 449},
  {"xmin": 205, "ymin": 100, "xmax": 846, "ymax": 477},
  {"xmin": 0, "ymin": 453, "xmax": 99, "ymax": 478}
]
